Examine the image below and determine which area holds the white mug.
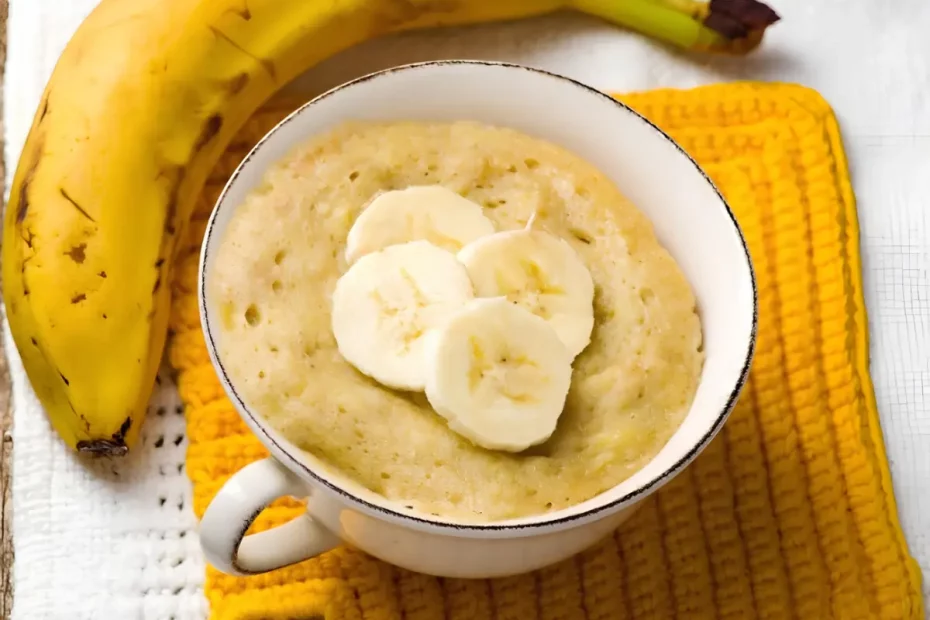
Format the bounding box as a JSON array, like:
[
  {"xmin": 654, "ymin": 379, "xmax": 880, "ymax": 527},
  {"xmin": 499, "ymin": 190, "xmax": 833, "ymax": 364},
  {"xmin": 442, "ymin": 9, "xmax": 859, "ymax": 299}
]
[{"xmin": 198, "ymin": 60, "xmax": 757, "ymax": 579}]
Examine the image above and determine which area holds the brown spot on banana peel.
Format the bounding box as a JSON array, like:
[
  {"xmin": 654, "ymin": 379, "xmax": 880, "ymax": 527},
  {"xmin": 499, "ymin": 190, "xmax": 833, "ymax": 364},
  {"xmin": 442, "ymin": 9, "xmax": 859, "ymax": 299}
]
[
  {"xmin": 194, "ymin": 114, "xmax": 224, "ymax": 152},
  {"xmin": 75, "ymin": 416, "xmax": 132, "ymax": 457},
  {"xmin": 20, "ymin": 228, "xmax": 35, "ymax": 249},
  {"xmin": 20, "ymin": 256, "xmax": 34, "ymax": 295},
  {"xmin": 65, "ymin": 243, "xmax": 87, "ymax": 264},
  {"xmin": 71, "ymin": 293, "xmax": 86, "ymax": 304},
  {"xmin": 21, "ymin": 256, "xmax": 33, "ymax": 296},
  {"xmin": 98, "ymin": 271, "xmax": 107, "ymax": 278},
  {"xmin": 38, "ymin": 96, "xmax": 50, "ymax": 122},
  {"xmin": 54, "ymin": 397, "xmax": 87, "ymax": 437},
  {"xmin": 150, "ymin": 167, "xmax": 184, "ymax": 318},
  {"xmin": 165, "ymin": 209, "xmax": 178, "ymax": 236},
  {"xmin": 161, "ymin": 167, "xmax": 184, "ymax": 236},
  {"xmin": 223, "ymin": 0, "xmax": 251, "ymax": 21},
  {"xmin": 16, "ymin": 162, "xmax": 37, "ymax": 224},
  {"xmin": 208, "ymin": 25, "xmax": 275, "ymax": 80},
  {"xmin": 227, "ymin": 72, "xmax": 250, "ymax": 95},
  {"xmin": 59, "ymin": 187, "xmax": 97, "ymax": 223},
  {"xmin": 13, "ymin": 133, "xmax": 44, "ymax": 228},
  {"xmin": 59, "ymin": 371, "xmax": 69, "ymax": 386}
]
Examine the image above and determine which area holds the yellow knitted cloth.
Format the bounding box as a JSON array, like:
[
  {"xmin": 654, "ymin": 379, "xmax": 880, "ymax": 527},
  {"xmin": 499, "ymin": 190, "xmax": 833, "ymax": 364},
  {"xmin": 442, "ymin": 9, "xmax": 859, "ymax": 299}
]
[{"xmin": 170, "ymin": 83, "xmax": 925, "ymax": 620}]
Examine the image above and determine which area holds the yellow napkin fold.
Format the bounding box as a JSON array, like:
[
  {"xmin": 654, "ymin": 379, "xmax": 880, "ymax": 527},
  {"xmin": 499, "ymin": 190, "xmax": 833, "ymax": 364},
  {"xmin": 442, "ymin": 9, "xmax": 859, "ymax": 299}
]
[{"xmin": 170, "ymin": 82, "xmax": 924, "ymax": 620}]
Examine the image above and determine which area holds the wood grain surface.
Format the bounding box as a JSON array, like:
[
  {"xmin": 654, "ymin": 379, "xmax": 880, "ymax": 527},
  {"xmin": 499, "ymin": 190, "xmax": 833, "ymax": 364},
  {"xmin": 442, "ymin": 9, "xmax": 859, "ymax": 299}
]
[{"xmin": 1, "ymin": 0, "xmax": 14, "ymax": 615}]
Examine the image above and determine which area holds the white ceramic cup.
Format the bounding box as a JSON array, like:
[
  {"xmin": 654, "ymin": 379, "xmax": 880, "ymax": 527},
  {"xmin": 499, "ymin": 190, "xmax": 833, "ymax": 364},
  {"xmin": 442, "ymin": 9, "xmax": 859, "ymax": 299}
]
[{"xmin": 198, "ymin": 60, "xmax": 757, "ymax": 579}]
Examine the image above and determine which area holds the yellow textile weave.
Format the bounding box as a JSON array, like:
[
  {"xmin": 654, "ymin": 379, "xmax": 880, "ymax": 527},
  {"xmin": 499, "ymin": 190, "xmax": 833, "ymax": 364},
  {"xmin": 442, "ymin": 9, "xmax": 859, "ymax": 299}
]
[{"xmin": 170, "ymin": 83, "xmax": 925, "ymax": 620}]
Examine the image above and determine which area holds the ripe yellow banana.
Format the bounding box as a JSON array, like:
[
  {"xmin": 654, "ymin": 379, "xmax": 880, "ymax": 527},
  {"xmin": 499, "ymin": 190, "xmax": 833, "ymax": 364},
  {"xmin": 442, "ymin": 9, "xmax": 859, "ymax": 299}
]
[{"xmin": 1, "ymin": 0, "xmax": 777, "ymax": 455}]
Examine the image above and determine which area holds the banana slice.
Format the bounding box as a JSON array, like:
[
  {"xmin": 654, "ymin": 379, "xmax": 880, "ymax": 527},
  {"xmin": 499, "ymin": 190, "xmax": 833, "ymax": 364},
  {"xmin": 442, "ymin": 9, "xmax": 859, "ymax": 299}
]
[
  {"xmin": 331, "ymin": 240, "xmax": 474, "ymax": 391},
  {"xmin": 424, "ymin": 297, "xmax": 573, "ymax": 452},
  {"xmin": 457, "ymin": 229, "xmax": 595, "ymax": 358},
  {"xmin": 345, "ymin": 185, "xmax": 495, "ymax": 264}
]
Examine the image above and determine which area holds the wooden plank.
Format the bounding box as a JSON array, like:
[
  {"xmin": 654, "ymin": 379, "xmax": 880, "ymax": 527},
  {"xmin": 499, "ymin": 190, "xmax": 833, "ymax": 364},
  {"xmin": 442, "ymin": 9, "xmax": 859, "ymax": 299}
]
[{"xmin": 0, "ymin": 0, "xmax": 14, "ymax": 615}]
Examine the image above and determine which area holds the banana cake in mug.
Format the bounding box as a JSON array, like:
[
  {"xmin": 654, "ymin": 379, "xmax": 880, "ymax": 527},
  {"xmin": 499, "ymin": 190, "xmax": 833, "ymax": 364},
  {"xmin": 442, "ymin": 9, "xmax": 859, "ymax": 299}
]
[{"xmin": 209, "ymin": 120, "xmax": 704, "ymax": 522}]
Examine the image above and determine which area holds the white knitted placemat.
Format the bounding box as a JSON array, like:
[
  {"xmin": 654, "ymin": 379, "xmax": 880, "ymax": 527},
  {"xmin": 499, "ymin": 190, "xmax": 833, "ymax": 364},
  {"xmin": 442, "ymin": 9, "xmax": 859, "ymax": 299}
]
[{"xmin": 5, "ymin": 1, "xmax": 930, "ymax": 618}]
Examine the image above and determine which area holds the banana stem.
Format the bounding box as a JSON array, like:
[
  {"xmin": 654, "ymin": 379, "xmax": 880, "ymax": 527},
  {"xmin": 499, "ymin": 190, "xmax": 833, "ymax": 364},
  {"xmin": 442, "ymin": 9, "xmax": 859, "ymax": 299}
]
[
  {"xmin": 647, "ymin": 0, "xmax": 781, "ymax": 42},
  {"xmin": 572, "ymin": 0, "xmax": 728, "ymax": 52}
]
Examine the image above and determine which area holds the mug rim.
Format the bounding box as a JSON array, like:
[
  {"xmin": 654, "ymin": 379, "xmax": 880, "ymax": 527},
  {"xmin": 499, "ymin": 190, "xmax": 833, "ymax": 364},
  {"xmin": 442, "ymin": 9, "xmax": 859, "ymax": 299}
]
[{"xmin": 198, "ymin": 59, "xmax": 758, "ymax": 534}]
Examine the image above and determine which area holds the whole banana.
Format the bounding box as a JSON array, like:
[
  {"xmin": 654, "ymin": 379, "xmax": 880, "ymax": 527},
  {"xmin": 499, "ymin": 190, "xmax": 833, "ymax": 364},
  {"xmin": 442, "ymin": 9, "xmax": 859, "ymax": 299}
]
[
  {"xmin": 1, "ymin": 0, "xmax": 571, "ymax": 455},
  {"xmin": 2, "ymin": 0, "xmax": 776, "ymax": 455}
]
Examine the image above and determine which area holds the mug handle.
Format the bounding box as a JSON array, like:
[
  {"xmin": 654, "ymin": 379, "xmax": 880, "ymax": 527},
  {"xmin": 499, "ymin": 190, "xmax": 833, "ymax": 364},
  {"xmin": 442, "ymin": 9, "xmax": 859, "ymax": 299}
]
[{"xmin": 199, "ymin": 457, "xmax": 341, "ymax": 576}]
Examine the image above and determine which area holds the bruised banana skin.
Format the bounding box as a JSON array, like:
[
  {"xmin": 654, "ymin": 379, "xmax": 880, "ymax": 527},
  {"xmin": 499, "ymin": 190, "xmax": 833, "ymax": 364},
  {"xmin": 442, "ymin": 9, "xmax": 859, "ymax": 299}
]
[{"xmin": 1, "ymin": 0, "xmax": 573, "ymax": 454}]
